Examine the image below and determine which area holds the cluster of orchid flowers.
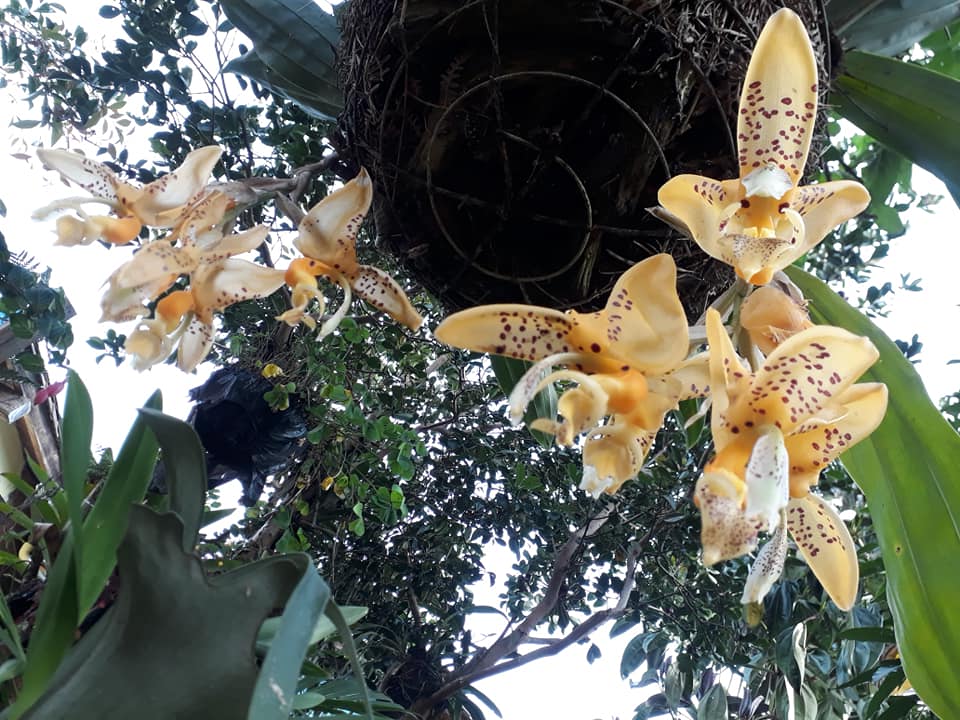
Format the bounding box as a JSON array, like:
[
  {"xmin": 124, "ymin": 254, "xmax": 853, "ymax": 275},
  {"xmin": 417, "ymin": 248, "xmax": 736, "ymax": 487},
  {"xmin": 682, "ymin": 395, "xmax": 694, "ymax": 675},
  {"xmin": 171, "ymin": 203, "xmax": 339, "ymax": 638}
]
[
  {"xmin": 437, "ymin": 8, "xmax": 886, "ymax": 612},
  {"xmin": 34, "ymin": 148, "xmax": 422, "ymax": 372},
  {"xmin": 34, "ymin": 9, "xmax": 887, "ymax": 612}
]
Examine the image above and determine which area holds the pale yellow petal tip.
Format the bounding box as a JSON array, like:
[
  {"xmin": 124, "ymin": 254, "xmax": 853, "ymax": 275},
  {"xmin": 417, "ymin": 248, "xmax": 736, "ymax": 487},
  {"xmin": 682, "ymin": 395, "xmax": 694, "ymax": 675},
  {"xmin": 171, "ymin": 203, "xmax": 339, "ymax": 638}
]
[{"xmin": 261, "ymin": 363, "xmax": 284, "ymax": 378}]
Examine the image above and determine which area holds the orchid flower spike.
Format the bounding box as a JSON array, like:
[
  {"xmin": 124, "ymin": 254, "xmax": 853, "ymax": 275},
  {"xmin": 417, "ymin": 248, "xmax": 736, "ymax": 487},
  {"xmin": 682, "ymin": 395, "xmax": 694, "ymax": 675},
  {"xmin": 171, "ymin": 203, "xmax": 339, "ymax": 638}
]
[
  {"xmin": 277, "ymin": 169, "xmax": 423, "ymax": 335},
  {"xmin": 436, "ymin": 254, "xmax": 710, "ymax": 495},
  {"xmin": 694, "ymin": 308, "xmax": 887, "ymax": 609},
  {"xmin": 35, "ymin": 146, "xmax": 222, "ymax": 246},
  {"xmin": 657, "ymin": 9, "xmax": 870, "ymax": 284}
]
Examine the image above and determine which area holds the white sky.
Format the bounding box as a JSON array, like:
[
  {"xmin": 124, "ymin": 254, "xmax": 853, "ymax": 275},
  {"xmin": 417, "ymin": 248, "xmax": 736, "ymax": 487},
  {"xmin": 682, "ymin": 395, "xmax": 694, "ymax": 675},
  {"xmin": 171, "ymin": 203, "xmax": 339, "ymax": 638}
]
[{"xmin": 2, "ymin": 4, "xmax": 959, "ymax": 720}]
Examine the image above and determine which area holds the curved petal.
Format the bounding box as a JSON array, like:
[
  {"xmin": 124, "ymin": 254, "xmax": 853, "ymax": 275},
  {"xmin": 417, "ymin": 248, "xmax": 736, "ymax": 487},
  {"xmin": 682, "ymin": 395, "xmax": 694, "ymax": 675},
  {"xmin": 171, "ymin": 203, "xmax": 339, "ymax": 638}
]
[
  {"xmin": 434, "ymin": 304, "xmax": 575, "ymax": 361},
  {"xmin": 737, "ymin": 8, "xmax": 817, "ymax": 184},
  {"xmin": 784, "ymin": 382, "xmax": 888, "ymax": 496},
  {"xmin": 295, "ymin": 168, "xmax": 371, "ymax": 272},
  {"xmin": 200, "ymin": 225, "xmax": 269, "ymax": 261},
  {"xmin": 742, "ymin": 514, "xmax": 789, "ymax": 606},
  {"xmin": 657, "ymin": 175, "xmax": 740, "ymax": 262},
  {"xmin": 177, "ymin": 316, "xmax": 214, "ymax": 373},
  {"xmin": 649, "ymin": 351, "xmax": 711, "ymax": 401},
  {"xmin": 131, "ymin": 146, "xmax": 223, "ymax": 226},
  {"xmin": 350, "ymin": 264, "xmax": 423, "ymax": 330},
  {"xmin": 192, "ymin": 259, "xmax": 286, "ymax": 314},
  {"xmin": 729, "ymin": 324, "xmax": 879, "ymax": 434},
  {"xmin": 740, "ymin": 285, "xmax": 813, "ymax": 355},
  {"xmin": 581, "ymin": 421, "xmax": 655, "ymax": 496},
  {"xmin": 792, "ymin": 180, "xmax": 871, "ymax": 252},
  {"xmin": 695, "ymin": 468, "xmax": 761, "ymax": 565},
  {"xmin": 125, "ymin": 319, "xmax": 172, "ymax": 371},
  {"xmin": 173, "ymin": 191, "xmax": 232, "ymax": 248},
  {"xmin": 721, "ymin": 233, "xmax": 798, "ymax": 285},
  {"xmin": 787, "ymin": 493, "xmax": 859, "ymax": 610},
  {"xmin": 705, "ymin": 308, "xmax": 751, "ymax": 448},
  {"xmin": 37, "ymin": 148, "xmax": 122, "ymax": 202},
  {"xmin": 745, "ymin": 425, "xmax": 789, "ymax": 532},
  {"xmin": 100, "ymin": 268, "xmax": 176, "ymax": 323},
  {"xmin": 571, "ymin": 254, "xmax": 688, "ymax": 373},
  {"xmin": 318, "ymin": 272, "xmax": 353, "ymax": 339},
  {"xmin": 116, "ymin": 242, "xmax": 201, "ymax": 288}
]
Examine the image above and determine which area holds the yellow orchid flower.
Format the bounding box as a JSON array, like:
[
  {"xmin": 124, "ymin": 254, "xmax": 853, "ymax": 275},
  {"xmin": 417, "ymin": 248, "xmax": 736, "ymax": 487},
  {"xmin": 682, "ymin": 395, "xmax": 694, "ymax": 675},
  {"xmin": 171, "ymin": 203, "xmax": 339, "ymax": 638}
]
[
  {"xmin": 436, "ymin": 254, "xmax": 708, "ymax": 495},
  {"xmin": 277, "ymin": 169, "xmax": 423, "ymax": 334},
  {"xmin": 125, "ymin": 258, "xmax": 285, "ymax": 372},
  {"xmin": 695, "ymin": 308, "xmax": 887, "ymax": 610},
  {"xmin": 34, "ymin": 146, "xmax": 222, "ymax": 246},
  {"xmin": 656, "ymin": 9, "xmax": 870, "ymax": 285}
]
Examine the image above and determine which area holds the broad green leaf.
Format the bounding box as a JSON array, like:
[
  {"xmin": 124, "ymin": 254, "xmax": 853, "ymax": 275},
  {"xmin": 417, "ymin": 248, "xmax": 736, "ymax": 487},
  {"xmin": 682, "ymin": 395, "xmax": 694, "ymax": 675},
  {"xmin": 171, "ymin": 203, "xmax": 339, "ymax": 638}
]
[
  {"xmin": 248, "ymin": 566, "xmax": 330, "ymax": 720},
  {"xmin": 21, "ymin": 506, "xmax": 307, "ymax": 720},
  {"xmin": 919, "ymin": 19, "xmax": 960, "ymax": 77},
  {"xmin": 489, "ymin": 355, "xmax": 558, "ymax": 448},
  {"xmin": 223, "ymin": 51, "xmax": 341, "ymax": 121},
  {"xmin": 0, "ymin": 588, "xmax": 24, "ymax": 662},
  {"xmin": 787, "ymin": 266, "xmax": 960, "ymax": 719},
  {"xmin": 78, "ymin": 391, "xmax": 161, "ymax": 612},
  {"xmin": 219, "ymin": 0, "xmax": 342, "ymax": 118},
  {"xmin": 60, "ymin": 371, "xmax": 92, "ymax": 596},
  {"xmin": 832, "ymin": 51, "xmax": 960, "ymax": 207},
  {"xmin": 832, "ymin": 0, "xmax": 960, "ymax": 55},
  {"xmin": 138, "ymin": 408, "xmax": 206, "ymax": 551}
]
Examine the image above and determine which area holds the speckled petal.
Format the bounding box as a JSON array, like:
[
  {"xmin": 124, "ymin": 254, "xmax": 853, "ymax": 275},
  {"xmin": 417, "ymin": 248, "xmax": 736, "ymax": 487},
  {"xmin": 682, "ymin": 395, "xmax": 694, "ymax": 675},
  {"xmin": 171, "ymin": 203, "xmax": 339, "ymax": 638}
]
[
  {"xmin": 721, "ymin": 233, "xmax": 798, "ymax": 285},
  {"xmin": 116, "ymin": 242, "xmax": 201, "ymax": 288},
  {"xmin": 657, "ymin": 175, "xmax": 741, "ymax": 262},
  {"xmin": 730, "ymin": 324, "xmax": 879, "ymax": 434},
  {"xmin": 571, "ymin": 254, "xmax": 688, "ymax": 374},
  {"xmin": 173, "ymin": 191, "xmax": 232, "ymax": 248},
  {"xmin": 696, "ymin": 468, "xmax": 762, "ymax": 565},
  {"xmin": 192, "ymin": 258, "xmax": 286, "ymax": 315},
  {"xmin": 784, "ymin": 382, "xmax": 888, "ymax": 497},
  {"xmin": 434, "ymin": 304, "xmax": 575, "ymax": 362},
  {"xmin": 37, "ymin": 148, "xmax": 122, "ymax": 202},
  {"xmin": 131, "ymin": 146, "xmax": 223, "ymax": 226},
  {"xmin": 705, "ymin": 308, "xmax": 752, "ymax": 448},
  {"xmin": 787, "ymin": 493, "xmax": 859, "ymax": 610},
  {"xmin": 177, "ymin": 316, "xmax": 215, "ymax": 373},
  {"xmin": 350, "ymin": 264, "xmax": 423, "ymax": 330},
  {"xmin": 649, "ymin": 351, "xmax": 711, "ymax": 402},
  {"xmin": 295, "ymin": 168, "xmax": 371, "ymax": 273},
  {"xmin": 792, "ymin": 181, "xmax": 871, "ymax": 253},
  {"xmin": 737, "ymin": 8, "xmax": 817, "ymax": 184},
  {"xmin": 741, "ymin": 513, "xmax": 789, "ymax": 605},
  {"xmin": 100, "ymin": 266, "xmax": 176, "ymax": 322},
  {"xmin": 200, "ymin": 225, "xmax": 270, "ymax": 261}
]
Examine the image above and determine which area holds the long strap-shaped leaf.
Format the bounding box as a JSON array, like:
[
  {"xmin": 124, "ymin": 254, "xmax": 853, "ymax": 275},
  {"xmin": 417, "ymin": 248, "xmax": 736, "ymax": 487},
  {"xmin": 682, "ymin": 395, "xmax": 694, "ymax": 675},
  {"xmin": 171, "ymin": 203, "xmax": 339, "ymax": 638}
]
[
  {"xmin": 832, "ymin": 50, "xmax": 960, "ymax": 207},
  {"xmin": 786, "ymin": 266, "xmax": 960, "ymax": 719}
]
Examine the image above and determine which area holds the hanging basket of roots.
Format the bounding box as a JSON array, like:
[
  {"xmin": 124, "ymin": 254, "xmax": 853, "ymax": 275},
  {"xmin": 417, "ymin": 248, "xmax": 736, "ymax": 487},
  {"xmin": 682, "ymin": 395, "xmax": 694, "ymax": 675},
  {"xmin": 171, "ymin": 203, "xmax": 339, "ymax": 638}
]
[{"xmin": 337, "ymin": 0, "xmax": 829, "ymax": 313}]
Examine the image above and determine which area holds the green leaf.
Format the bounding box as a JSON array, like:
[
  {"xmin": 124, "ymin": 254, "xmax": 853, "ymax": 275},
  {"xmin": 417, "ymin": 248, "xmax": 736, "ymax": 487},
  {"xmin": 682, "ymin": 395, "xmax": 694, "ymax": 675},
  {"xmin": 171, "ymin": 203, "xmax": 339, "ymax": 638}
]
[
  {"xmin": 832, "ymin": 0, "xmax": 960, "ymax": 56},
  {"xmin": 21, "ymin": 506, "xmax": 307, "ymax": 720},
  {"xmin": 832, "ymin": 51, "xmax": 960, "ymax": 207},
  {"xmin": 865, "ymin": 669, "xmax": 907, "ymax": 719},
  {"xmin": 787, "ymin": 266, "xmax": 960, "ymax": 720},
  {"xmin": 60, "ymin": 371, "xmax": 92, "ymax": 599},
  {"xmin": 323, "ymin": 602, "xmax": 375, "ymax": 720},
  {"xmin": 12, "ymin": 534, "xmax": 78, "ymax": 718},
  {"xmin": 219, "ymin": 0, "xmax": 342, "ymax": 118},
  {"xmin": 257, "ymin": 605, "xmax": 366, "ymax": 654},
  {"xmin": 489, "ymin": 355, "xmax": 558, "ymax": 449},
  {"xmin": 838, "ymin": 626, "xmax": 896, "ymax": 643},
  {"xmin": 77, "ymin": 391, "xmax": 161, "ymax": 613},
  {"xmin": 138, "ymin": 408, "xmax": 206, "ymax": 551},
  {"xmin": 620, "ymin": 633, "xmax": 646, "ymax": 678},
  {"xmin": 248, "ymin": 566, "xmax": 331, "ymax": 720},
  {"xmin": 697, "ymin": 683, "xmax": 727, "ymax": 720}
]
